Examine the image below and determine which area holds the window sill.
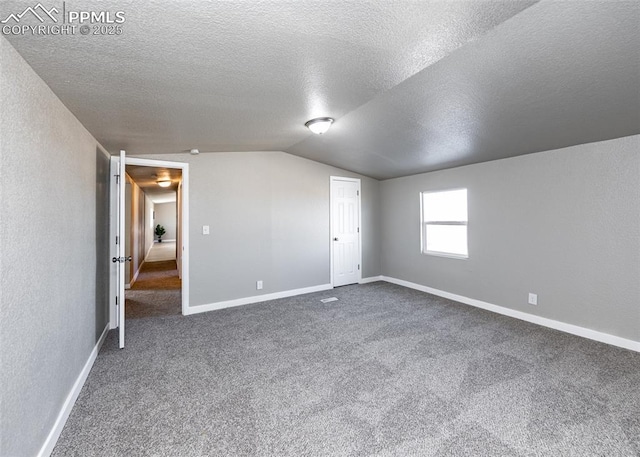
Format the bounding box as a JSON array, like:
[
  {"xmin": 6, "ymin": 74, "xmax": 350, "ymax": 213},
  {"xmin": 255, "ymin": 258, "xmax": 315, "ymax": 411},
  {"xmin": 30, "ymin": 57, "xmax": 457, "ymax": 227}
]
[{"xmin": 423, "ymin": 250, "xmax": 468, "ymax": 260}]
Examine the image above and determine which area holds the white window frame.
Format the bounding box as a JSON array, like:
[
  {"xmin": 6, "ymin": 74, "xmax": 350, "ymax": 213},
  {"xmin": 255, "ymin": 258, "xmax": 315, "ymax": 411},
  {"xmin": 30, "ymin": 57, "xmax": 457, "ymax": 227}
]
[{"xmin": 420, "ymin": 188, "xmax": 468, "ymax": 259}]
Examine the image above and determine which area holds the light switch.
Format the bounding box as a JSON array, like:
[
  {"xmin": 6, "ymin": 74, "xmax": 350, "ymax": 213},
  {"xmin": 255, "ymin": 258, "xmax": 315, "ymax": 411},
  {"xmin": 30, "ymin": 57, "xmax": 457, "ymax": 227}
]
[{"xmin": 202, "ymin": 225, "xmax": 210, "ymax": 235}]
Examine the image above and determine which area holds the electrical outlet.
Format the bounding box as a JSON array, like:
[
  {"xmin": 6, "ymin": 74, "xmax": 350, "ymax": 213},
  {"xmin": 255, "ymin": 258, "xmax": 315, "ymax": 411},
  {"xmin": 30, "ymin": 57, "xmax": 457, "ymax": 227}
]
[
  {"xmin": 256, "ymin": 280, "xmax": 263, "ymax": 290},
  {"xmin": 202, "ymin": 225, "xmax": 210, "ymax": 235},
  {"xmin": 528, "ymin": 293, "xmax": 538, "ymax": 305}
]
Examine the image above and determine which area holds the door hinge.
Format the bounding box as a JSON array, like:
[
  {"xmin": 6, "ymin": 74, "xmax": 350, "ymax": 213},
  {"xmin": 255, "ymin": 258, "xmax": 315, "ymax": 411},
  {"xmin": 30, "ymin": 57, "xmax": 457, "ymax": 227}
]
[
  {"xmin": 115, "ymin": 296, "xmax": 118, "ymax": 305},
  {"xmin": 358, "ymin": 264, "xmax": 360, "ymax": 270},
  {"xmin": 116, "ymin": 235, "xmax": 119, "ymax": 245},
  {"xmin": 357, "ymin": 190, "xmax": 360, "ymax": 196},
  {"xmin": 357, "ymin": 227, "xmax": 360, "ymax": 233}
]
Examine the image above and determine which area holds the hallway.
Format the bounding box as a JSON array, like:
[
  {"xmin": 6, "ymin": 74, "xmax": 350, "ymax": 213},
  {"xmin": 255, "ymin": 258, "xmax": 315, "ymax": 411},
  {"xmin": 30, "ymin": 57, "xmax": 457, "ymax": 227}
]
[
  {"xmin": 145, "ymin": 240, "xmax": 178, "ymax": 262},
  {"xmin": 125, "ymin": 242, "xmax": 181, "ymax": 319}
]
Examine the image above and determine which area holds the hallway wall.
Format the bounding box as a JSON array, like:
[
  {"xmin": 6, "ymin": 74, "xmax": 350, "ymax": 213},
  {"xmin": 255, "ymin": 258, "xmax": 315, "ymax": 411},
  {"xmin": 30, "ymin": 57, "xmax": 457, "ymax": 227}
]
[
  {"xmin": 125, "ymin": 180, "xmax": 132, "ymax": 282},
  {"xmin": 131, "ymin": 179, "xmax": 146, "ymax": 283},
  {"xmin": 144, "ymin": 195, "xmax": 155, "ymax": 258},
  {"xmin": 0, "ymin": 36, "xmax": 110, "ymax": 457}
]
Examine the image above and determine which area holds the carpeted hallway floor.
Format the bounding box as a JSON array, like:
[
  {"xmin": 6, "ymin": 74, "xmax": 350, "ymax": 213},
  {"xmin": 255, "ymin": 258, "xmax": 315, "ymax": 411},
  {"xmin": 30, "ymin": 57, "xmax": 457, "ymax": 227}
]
[
  {"xmin": 145, "ymin": 240, "xmax": 177, "ymax": 262},
  {"xmin": 125, "ymin": 259, "xmax": 181, "ymax": 319},
  {"xmin": 53, "ymin": 282, "xmax": 639, "ymax": 456}
]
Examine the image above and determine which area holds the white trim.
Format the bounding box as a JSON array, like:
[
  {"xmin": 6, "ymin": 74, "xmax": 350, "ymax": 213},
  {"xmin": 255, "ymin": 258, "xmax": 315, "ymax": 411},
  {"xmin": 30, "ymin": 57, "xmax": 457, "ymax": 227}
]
[
  {"xmin": 128, "ymin": 261, "xmax": 143, "ymax": 288},
  {"xmin": 330, "ymin": 176, "xmax": 362, "ymax": 287},
  {"xmin": 118, "ymin": 151, "xmax": 126, "ymax": 348},
  {"xmin": 186, "ymin": 284, "xmax": 333, "ymax": 315},
  {"xmin": 420, "ymin": 188, "xmax": 469, "ymax": 258},
  {"xmin": 381, "ymin": 276, "xmax": 640, "ymax": 353},
  {"xmin": 110, "ymin": 157, "xmax": 190, "ymax": 321},
  {"xmin": 424, "ymin": 250, "xmax": 469, "ymax": 260},
  {"xmin": 37, "ymin": 324, "xmax": 109, "ymax": 457},
  {"xmin": 109, "ymin": 156, "xmax": 119, "ymax": 329},
  {"xmin": 144, "ymin": 241, "xmax": 154, "ymax": 262},
  {"xmin": 360, "ymin": 276, "xmax": 383, "ymax": 284}
]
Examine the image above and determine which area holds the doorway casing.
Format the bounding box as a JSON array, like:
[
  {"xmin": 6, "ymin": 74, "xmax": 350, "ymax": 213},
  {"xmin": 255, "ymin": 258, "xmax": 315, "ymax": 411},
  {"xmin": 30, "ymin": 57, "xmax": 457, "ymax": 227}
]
[{"xmin": 110, "ymin": 157, "xmax": 190, "ymax": 327}]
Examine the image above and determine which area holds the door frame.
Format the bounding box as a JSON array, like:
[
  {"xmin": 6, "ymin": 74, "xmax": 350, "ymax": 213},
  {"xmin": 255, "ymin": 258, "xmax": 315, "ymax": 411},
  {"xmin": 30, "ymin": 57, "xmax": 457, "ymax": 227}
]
[
  {"xmin": 109, "ymin": 157, "xmax": 190, "ymax": 326},
  {"xmin": 329, "ymin": 176, "xmax": 362, "ymax": 287}
]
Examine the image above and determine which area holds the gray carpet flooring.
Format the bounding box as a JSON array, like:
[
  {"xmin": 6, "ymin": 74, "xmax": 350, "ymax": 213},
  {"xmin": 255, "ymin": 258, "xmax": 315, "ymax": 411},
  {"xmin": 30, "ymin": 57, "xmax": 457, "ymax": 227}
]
[
  {"xmin": 53, "ymin": 282, "xmax": 640, "ymax": 456},
  {"xmin": 126, "ymin": 260, "xmax": 181, "ymax": 319}
]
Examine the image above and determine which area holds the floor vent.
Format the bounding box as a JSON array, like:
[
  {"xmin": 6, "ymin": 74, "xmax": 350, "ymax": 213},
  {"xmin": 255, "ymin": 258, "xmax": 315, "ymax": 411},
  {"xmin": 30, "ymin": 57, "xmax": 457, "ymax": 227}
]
[{"xmin": 320, "ymin": 297, "xmax": 339, "ymax": 303}]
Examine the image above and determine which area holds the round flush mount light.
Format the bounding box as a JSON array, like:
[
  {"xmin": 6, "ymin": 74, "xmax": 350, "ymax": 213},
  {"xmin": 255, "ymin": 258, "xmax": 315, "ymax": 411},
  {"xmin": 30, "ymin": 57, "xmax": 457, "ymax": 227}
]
[
  {"xmin": 190, "ymin": 149, "xmax": 200, "ymax": 155},
  {"xmin": 157, "ymin": 180, "xmax": 171, "ymax": 188},
  {"xmin": 305, "ymin": 117, "xmax": 334, "ymax": 135}
]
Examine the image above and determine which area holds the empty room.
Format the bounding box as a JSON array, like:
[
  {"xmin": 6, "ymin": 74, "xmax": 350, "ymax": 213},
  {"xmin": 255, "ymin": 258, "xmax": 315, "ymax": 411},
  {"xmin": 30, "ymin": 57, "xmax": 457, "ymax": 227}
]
[{"xmin": 1, "ymin": 1, "xmax": 638, "ymax": 456}]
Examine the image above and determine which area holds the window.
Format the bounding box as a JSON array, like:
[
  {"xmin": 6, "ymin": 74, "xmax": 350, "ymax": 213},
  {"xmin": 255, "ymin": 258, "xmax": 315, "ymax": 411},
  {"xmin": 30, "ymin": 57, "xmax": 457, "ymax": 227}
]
[{"xmin": 421, "ymin": 188, "xmax": 468, "ymax": 258}]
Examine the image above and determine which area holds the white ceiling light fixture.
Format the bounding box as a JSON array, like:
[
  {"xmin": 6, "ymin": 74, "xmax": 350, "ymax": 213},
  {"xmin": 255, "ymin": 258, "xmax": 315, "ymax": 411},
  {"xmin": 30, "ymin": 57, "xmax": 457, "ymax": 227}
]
[
  {"xmin": 305, "ymin": 117, "xmax": 334, "ymax": 135},
  {"xmin": 190, "ymin": 148, "xmax": 200, "ymax": 155},
  {"xmin": 157, "ymin": 179, "xmax": 171, "ymax": 188}
]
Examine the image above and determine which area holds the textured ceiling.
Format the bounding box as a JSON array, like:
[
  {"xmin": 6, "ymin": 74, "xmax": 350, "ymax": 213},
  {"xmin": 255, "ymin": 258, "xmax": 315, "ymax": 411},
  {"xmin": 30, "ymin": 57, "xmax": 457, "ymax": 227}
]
[
  {"xmin": 288, "ymin": 1, "xmax": 640, "ymax": 178},
  {"xmin": 3, "ymin": 1, "xmax": 639, "ymax": 179}
]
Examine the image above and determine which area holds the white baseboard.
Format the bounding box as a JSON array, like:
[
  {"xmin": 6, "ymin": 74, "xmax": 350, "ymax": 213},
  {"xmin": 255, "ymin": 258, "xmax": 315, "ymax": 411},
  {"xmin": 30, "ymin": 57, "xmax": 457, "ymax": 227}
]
[
  {"xmin": 186, "ymin": 283, "xmax": 333, "ymax": 315},
  {"xmin": 38, "ymin": 324, "xmax": 110, "ymax": 457},
  {"xmin": 144, "ymin": 243, "xmax": 154, "ymax": 262},
  {"xmin": 381, "ymin": 276, "xmax": 640, "ymax": 353},
  {"xmin": 360, "ymin": 276, "xmax": 383, "ymax": 284},
  {"xmin": 129, "ymin": 262, "xmax": 143, "ymax": 288}
]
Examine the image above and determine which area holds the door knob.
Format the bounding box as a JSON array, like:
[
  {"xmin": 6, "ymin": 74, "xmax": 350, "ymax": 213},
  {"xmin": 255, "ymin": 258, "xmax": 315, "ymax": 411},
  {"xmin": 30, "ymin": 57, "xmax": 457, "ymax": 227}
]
[
  {"xmin": 334, "ymin": 237, "xmax": 339, "ymax": 241},
  {"xmin": 112, "ymin": 256, "xmax": 133, "ymax": 263}
]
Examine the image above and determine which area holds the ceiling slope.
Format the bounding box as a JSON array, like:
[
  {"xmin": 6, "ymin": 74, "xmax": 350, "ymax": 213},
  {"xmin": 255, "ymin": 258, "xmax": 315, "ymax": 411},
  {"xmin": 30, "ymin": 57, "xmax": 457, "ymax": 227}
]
[
  {"xmin": 287, "ymin": 0, "xmax": 640, "ymax": 179},
  {"xmin": 3, "ymin": 1, "xmax": 536, "ymax": 170},
  {"xmin": 3, "ymin": 1, "xmax": 638, "ymax": 179}
]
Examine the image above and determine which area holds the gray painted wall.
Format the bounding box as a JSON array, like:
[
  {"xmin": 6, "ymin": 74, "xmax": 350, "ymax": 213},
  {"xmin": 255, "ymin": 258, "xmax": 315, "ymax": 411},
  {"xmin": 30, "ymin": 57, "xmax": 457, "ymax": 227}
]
[
  {"xmin": 94, "ymin": 148, "xmax": 111, "ymax": 341},
  {"xmin": 0, "ymin": 36, "xmax": 110, "ymax": 456},
  {"xmin": 133, "ymin": 151, "xmax": 381, "ymax": 307},
  {"xmin": 155, "ymin": 201, "xmax": 177, "ymax": 241},
  {"xmin": 380, "ymin": 135, "xmax": 640, "ymax": 342}
]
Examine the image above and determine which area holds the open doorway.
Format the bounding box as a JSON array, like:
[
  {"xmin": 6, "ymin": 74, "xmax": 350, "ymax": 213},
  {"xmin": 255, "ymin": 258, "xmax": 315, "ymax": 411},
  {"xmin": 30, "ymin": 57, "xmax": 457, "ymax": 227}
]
[
  {"xmin": 124, "ymin": 164, "xmax": 182, "ymax": 318},
  {"xmin": 110, "ymin": 157, "xmax": 189, "ymax": 329}
]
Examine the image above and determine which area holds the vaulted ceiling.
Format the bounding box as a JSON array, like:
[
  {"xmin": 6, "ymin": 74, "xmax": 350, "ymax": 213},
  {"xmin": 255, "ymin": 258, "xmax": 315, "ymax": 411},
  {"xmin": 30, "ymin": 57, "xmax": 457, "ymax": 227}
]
[{"xmin": 3, "ymin": 1, "xmax": 639, "ymax": 179}]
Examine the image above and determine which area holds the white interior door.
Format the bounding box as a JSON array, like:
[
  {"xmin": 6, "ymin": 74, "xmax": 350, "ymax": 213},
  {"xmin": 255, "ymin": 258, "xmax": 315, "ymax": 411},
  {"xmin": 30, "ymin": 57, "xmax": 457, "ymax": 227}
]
[
  {"xmin": 331, "ymin": 178, "xmax": 361, "ymax": 287},
  {"xmin": 117, "ymin": 150, "xmax": 127, "ymax": 348}
]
